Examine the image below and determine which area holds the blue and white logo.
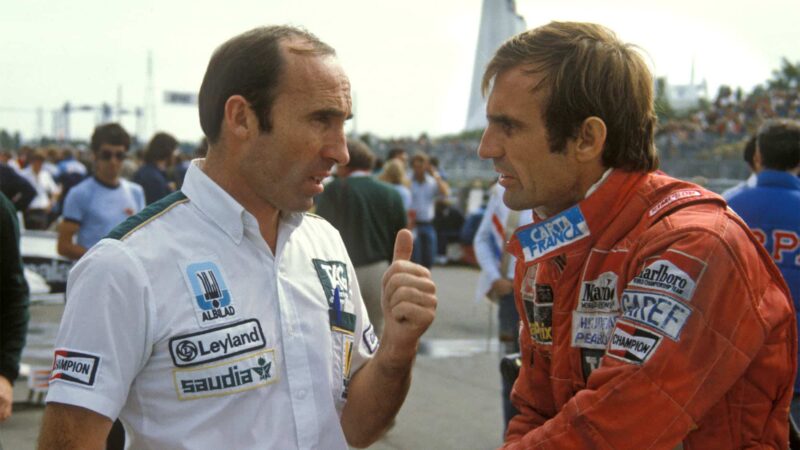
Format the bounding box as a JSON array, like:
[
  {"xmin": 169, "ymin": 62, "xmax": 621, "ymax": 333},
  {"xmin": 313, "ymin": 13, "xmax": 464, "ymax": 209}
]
[
  {"xmin": 516, "ymin": 206, "xmax": 591, "ymax": 262},
  {"xmin": 184, "ymin": 261, "xmax": 237, "ymax": 327}
]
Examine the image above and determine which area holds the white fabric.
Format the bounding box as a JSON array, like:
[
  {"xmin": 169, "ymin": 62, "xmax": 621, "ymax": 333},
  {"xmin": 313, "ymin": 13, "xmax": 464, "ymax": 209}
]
[
  {"xmin": 47, "ymin": 160, "xmax": 375, "ymax": 450},
  {"xmin": 21, "ymin": 167, "xmax": 58, "ymax": 209},
  {"xmin": 473, "ymin": 183, "xmax": 534, "ymax": 302},
  {"xmin": 410, "ymin": 174, "xmax": 439, "ymax": 222}
]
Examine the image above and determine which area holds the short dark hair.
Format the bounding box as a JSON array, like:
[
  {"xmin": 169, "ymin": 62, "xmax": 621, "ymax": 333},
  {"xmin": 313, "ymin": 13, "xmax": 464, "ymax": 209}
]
[
  {"xmin": 198, "ymin": 25, "xmax": 335, "ymax": 144},
  {"xmin": 387, "ymin": 147, "xmax": 407, "ymax": 160},
  {"xmin": 743, "ymin": 135, "xmax": 757, "ymax": 170},
  {"xmin": 90, "ymin": 123, "xmax": 131, "ymax": 153},
  {"xmin": 757, "ymin": 119, "xmax": 800, "ymax": 171},
  {"xmin": 144, "ymin": 132, "xmax": 178, "ymax": 164},
  {"xmin": 483, "ymin": 21, "xmax": 658, "ymax": 172},
  {"xmin": 345, "ymin": 139, "xmax": 375, "ymax": 171}
]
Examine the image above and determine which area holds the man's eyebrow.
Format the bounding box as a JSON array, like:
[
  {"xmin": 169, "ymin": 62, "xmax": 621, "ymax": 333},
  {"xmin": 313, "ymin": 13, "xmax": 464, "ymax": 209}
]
[
  {"xmin": 310, "ymin": 108, "xmax": 353, "ymax": 120},
  {"xmin": 486, "ymin": 114, "xmax": 522, "ymax": 126}
]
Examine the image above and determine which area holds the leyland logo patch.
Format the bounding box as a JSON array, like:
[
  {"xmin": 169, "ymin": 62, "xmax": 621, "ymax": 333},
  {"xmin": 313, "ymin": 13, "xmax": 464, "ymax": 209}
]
[
  {"xmin": 183, "ymin": 260, "xmax": 237, "ymax": 328},
  {"xmin": 628, "ymin": 249, "xmax": 707, "ymax": 302},
  {"xmin": 49, "ymin": 349, "xmax": 100, "ymax": 387},
  {"xmin": 169, "ymin": 319, "xmax": 266, "ymax": 367},
  {"xmin": 516, "ymin": 206, "xmax": 590, "ymax": 262}
]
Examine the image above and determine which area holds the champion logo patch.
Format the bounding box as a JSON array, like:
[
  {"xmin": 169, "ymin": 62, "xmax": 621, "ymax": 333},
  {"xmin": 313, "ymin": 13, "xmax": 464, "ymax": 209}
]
[
  {"xmin": 516, "ymin": 206, "xmax": 591, "ymax": 263},
  {"xmin": 607, "ymin": 322, "xmax": 661, "ymax": 365},
  {"xmin": 182, "ymin": 260, "xmax": 237, "ymax": 328},
  {"xmin": 49, "ymin": 349, "xmax": 100, "ymax": 387}
]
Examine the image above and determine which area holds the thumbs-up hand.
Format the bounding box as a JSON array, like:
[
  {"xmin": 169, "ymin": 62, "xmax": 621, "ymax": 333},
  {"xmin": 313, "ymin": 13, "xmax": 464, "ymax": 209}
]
[{"xmin": 379, "ymin": 229, "xmax": 437, "ymax": 367}]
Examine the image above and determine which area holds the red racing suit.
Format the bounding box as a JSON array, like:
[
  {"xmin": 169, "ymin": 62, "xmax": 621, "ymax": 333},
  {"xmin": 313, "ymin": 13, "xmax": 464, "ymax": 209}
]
[{"xmin": 505, "ymin": 170, "xmax": 796, "ymax": 449}]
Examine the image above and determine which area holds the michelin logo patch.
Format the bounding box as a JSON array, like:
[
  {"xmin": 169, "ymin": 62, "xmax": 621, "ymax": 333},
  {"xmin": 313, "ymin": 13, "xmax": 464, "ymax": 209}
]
[
  {"xmin": 169, "ymin": 319, "xmax": 266, "ymax": 367},
  {"xmin": 628, "ymin": 250, "xmax": 706, "ymax": 302},
  {"xmin": 183, "ymin": 260, "xmax": 237, "ymax": 327},
  {"xmin": 49, "ymin": 349, "xmax": 100, "ymax": 387},
  {"xmin": 571, "ymin": 312, "xmax": 617, "ymax": 349},
  {"xmin": 174, "ymin": 350, "xmax": 277, "ymax": 401},
  {"xmin": 363, "ymin": 324, "xmax": 379, "ymax": 354},
  {"xmin": 621, "ymin": 290, "xmax": 691, "ymax": 341},
  {"xmin": 516, "ymin": 206, "xmax": 590, "ymax": 262},
  {"xmin": 607, "ymin": 322, "xmax": 661, "ymax": 364}
]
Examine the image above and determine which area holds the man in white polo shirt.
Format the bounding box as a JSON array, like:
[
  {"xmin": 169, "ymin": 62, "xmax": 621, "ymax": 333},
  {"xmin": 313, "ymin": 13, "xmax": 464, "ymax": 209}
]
[{"xmin": 38, "ymin": 26, "xmax": 437, "ymax": 450}]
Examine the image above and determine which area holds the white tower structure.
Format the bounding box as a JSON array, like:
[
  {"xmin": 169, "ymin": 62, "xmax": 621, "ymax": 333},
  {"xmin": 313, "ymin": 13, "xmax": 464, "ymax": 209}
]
[{"xmin": 465, "ymin": 0, "xmax": 526, "ymax": 131}]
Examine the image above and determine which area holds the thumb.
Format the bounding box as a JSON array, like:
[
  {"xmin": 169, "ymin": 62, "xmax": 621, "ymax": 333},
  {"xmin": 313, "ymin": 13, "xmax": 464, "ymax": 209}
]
[{"xmin": 393, "ymin": 228, "xmax": 414, "ymax": 262}]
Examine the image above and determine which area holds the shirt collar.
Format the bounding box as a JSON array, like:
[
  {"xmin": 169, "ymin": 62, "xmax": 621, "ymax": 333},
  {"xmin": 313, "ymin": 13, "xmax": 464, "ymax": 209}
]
[
  {"xmin": 181, "ymin": 159, "xmax": 247, "ymax": 245},
  {"xmin": 756, "ymin": 169, "xmax": 800, "ymax": 190}
]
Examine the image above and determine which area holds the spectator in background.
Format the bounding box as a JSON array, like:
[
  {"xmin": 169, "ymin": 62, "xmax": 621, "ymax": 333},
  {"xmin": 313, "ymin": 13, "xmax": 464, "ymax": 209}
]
[
  {"xmin": 316, "ymin": 138, "xmax": 407, "ymax": 334},
  {"xmin": 378, "ymin": 158, "xmax": 412, "ymax": 210},
  {"xmin": 721, "ymin": 135, "xmax": 759, "ymax": 200},
  {"xmin": 409, "ymin": 152, "xmax": 449, "ymax": 268},
  {"xmin": 54, "ymin": 148, "xmax": 88, "ymax": 216},
  {"xmin": 0, "ymin": 191, "xmax": 30, "ymax": 423},
  {"xmin": 57, "ymin": 123, "xmax": 145, "ymax": 261},
  {"xmin": 726, "ymin": 118, "xmax": 800, "ymax": 425},
  {"xmin": 0, "ymin": 162, "xmax": 36, "ymax": 213},
  {"xmin": 21, "ymin": 149, "xmax": 60, "ymax": 230},
  {"xmin": 133, "ymin": 132, "xmax": 177, "ymax": 204},
  {"xmin": 473, "ymin": 183, "xmax": 533, "ymax": 433},
  {"xmin": 387, "ymin": 147, "xmax": 408, "ymax": 168}
]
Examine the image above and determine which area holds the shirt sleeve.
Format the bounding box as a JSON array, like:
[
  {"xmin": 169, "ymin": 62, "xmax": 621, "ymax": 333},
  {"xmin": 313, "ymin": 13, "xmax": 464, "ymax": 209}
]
[
  {"xmin": 61, "ymin": 185, "xmax": 85, "ymax": 223},
  {"xmin": 0, "ymin": 193, "xmax": 30, "ymax": 383},
  {"xmin": 45, "ymin": 240, "xmax": 154, "ymax": 420},
  {"xmin": 473, "ymin": 187, "xmax": 503, "ymax": 301},
  {"xmin": 504, "ymin": 227, "xmax": 795, "ymax": 449}
]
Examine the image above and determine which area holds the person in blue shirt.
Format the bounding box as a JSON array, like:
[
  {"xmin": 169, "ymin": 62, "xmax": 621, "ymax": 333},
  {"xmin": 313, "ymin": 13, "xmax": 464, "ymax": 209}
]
[
  {"xmin": 727, "ymin": 118, "xmax": 800, "ymax": 423},
  {"xmin": 57, "ymin": 123, "xmax": 145, "ymax": 260},
  {"xmin": 133, "ymin": 132, "xmax": 177, "ymax": 205}
]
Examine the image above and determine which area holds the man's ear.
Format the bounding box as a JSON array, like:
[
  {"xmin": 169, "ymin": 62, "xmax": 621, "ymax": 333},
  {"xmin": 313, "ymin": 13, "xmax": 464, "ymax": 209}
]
[
  {"xmin": 574, "ymin": 116, "xmax": 607, "ymax": 163},
  {"xmin": 222, "ymin": 95, "xmax": 257, "ymax": 141},
  {"xmin": 753, "ymin": 147, "xmax": 762, "ymax": 172}
]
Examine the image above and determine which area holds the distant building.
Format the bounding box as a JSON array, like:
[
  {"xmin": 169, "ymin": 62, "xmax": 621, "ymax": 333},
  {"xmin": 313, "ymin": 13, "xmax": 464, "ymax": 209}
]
[
  {"xmin": 667, "ymin": 80, "xmax": 708, "ymax": 111},
  {"xmin": 465, "ymin": 0, "xmax": 526, "ymax": 131}
]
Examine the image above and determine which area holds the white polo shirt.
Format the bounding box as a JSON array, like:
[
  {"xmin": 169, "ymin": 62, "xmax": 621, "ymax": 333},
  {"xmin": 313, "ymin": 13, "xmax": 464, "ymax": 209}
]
[{"xmin": 47, "ymin": 160, "xmax": 379, "ymax": 450}]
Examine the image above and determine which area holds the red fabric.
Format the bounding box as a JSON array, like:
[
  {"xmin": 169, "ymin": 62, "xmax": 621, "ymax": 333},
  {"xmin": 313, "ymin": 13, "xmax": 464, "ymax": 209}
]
[{"xmin": 504, "ymin": 170, "xmax": 796, "ymax": 449}]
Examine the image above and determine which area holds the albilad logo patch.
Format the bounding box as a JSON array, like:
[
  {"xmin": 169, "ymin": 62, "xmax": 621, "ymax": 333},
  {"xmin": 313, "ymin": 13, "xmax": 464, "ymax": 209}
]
[{"xmin": 183, "ymin": 260, "xmax": 237, "ymax": 328}]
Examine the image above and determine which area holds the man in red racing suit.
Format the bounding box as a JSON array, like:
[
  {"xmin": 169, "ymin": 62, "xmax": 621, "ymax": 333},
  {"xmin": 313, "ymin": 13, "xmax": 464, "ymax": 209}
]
[
  {"xmin": 477, "ymin": 22, "xmax": 796, "ymax": 449},
  {"xmin": 506, "ymin": 170, "xmax": 796, "ymax": 448}
]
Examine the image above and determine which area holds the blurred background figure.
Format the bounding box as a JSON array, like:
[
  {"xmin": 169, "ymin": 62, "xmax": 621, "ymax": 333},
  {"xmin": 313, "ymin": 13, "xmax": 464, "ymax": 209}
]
[
  {"xmin": 722, "ymin": 135, "xmax": 759, "ymax": 200},
  {"xmin": 378, "ymin": 158, "xmax": 412, "ymax": 211},
  {"xmin": 316, "ymin": 138, "xmax": 407, "ymax": 334},
  {"xmin": 133, "ymin": 132, "xmax": 177, "ymax": 205},
  {"xmin": 21, "ymin": 149, "xmax": 60, "ymax": 230},
  {"xmin": 57, "ymin": 123, "xmax": 145, "ymax": 261},
  {"xmin": 0, "ymin": 191, "xmax": 30, "ymax": 424},
  {"xmin": 409, "ymin": 152, "xmax": 450, "ymax": 268}
]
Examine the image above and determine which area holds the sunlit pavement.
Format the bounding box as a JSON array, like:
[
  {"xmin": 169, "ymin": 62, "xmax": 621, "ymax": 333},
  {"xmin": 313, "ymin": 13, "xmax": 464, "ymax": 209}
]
[{"xmin": 0, "ymin": 265, "xmax": 507, "ymax": 450}]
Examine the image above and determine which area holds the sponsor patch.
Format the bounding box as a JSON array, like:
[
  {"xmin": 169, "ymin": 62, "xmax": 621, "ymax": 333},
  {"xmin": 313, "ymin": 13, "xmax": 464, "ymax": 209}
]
[
  {"xmin": 581, "ymin": 348, "xmax": 605, "ymax": 381},
  {"xmin": 516, "ymin": 206, "xmax": 591, "ymax": 263},
  {"xmin": 169, "ymin": 319, "xmax": 266, "ymax": 367},
  {"xmin": 49, "ymin": 350, "xmax": 100, "ymax": 387},
  {"xmin": 183, "ymin": 260, "xmax": 237, "ymax": 327},
  {"xmin": 578, "ymin": 271, "xmax": 619, "ymax": 312},
  {"xmin": 648, "ymin": 190, "xmax": 702, "ymax": 217},
  {"xmin": 173, "ymin": 350, "xmax": 277, "ymax": 401},
  {"xmin": 341, "ymin": 333, "xmax": 354, "ymax": 399},
  {"xmin": 621, "ymin": 290, "xmax": 691, "ymax": 341},
  {"xmin": 313, "ymin": 259, "xmax": 351, "ymax": 308},
  {"xmin": 363, "ymin": 324, "xmax": 379, "ymax": 354},
  {"xmin": 607, "ymin": 322, "xmax": 662, "ymax": 364},
  {"xmin": 628, "ymin": 250, "xmax": 706, "ymax": 302},
  {"xmin": 522, "ymin": 282, "xmax": 554, "ymax": 345},
  {"xmin": 571, "ymin": 311, "xmax": 617, "ymax": 349}
]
